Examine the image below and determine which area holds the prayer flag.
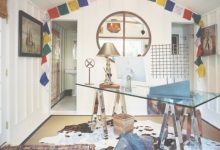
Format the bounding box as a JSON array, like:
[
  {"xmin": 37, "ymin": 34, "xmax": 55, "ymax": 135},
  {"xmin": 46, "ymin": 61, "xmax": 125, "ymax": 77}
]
[
  {"xmin": 68, "ymin": 0, "xmax": 79, "ymax": 12},
  {"xmin": 196, "ymin": 28, "xmax": 202, "ymax": 38},
  {"xmin": 43, "ymin": 22, "xmax": 50, "ymax": 34},
  {"xmin": 41, "ymin": 55, "xmax": 47, "ymax": 65},
  {"xmin": 43, "ymin": 33, "xmax": 51, "ymax": 45},
  {"xmin": 58, "ymin": 3, "xmax": 69, "ymax": 16},
  {"xmin": 165, "ymin": 0, "xmax": 175, "ymax": 12},
  {"xmin": 43, "ymin": 44, "xmax": 51, "ymax": 55},
  {"xmin": 195, "ymin": 38, "xmax": 201, "ymax": 47},
  {"xmin": 40, "ymin": 72, "xmax": 49, "ymax": 86},
  {"xmin": 196, "ymin": 64, "xmax": 205, "ymax": 78},
  {"xmin": 173, "ymin": 5, "xmax": 183, "ymax": 16},
  {"xmin": 41, "ymin": 63, "xmax": 50, "ymax": 74},
  {"xmin": 196, "ymin": 45, "xmax": 203, "ymax": 57},
  {"xmin": 183, "ymin": 9, "xmax": 192, "ymax": 20},
  {"xmin": 194, "ymin": 56, "xmax": 203, "ymax": 66},
  {"xmin": 77, "ymin": 0, "xmax": 88, "ymax": 7},
  {"xmin": 156, "ymin": 0, "xmax": 167, "ymax": 7},
  {"xmin": 199, "ymin": 20, "xmax": 204, "ymax": 28},
  {"xmin": 192, "ymin": 13, "xmax": 201, "ymax": 24},
  {"xmin": 48, "ymin": 7, "xmax": 60, "ymax": 19}
]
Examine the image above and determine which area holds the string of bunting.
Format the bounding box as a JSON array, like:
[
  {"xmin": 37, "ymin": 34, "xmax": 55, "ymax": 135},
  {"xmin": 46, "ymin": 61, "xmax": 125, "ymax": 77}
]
[
  {"xmin": 40, "ymin": 22, "xmax": 51, "ymax": 86},
  {"xmin": 40, "ymin": 0, "xmax": 205, "ymax": 86},
  {"xmin": 149, "ymin": 0, "xmax": 205, "ymax": 77},
  {"xmin": 47, "ymin": 0, "xmax": 99, "ymax": 20},
  {"xmin": 40, "ymin": 0, "xmax": 98, "ymax": 86}
]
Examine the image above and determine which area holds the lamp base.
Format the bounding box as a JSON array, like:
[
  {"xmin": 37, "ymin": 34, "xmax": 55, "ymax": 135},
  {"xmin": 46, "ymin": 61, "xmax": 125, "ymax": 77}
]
[{"xmin": 99, "ymin": 83, "xmax": 120, "ymax": 89}]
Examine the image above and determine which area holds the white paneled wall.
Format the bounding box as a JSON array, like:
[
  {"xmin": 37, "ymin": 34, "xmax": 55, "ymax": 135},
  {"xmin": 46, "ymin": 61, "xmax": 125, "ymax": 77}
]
[
  {"xmin": 195, "ymin": 7, "xmax": 220, "ymax": 128},
  {"xmin": 56, "ymin": 0, "xmax": 192, "ymax": 115},
  {"xmin": 7, "ymin": 0, "xmax": 50, "ymax": 145}
]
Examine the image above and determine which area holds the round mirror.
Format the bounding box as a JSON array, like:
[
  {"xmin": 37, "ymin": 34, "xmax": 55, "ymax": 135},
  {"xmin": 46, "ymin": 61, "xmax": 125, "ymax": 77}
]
[{"xmin": 96, "ymin": 11, "xmax": 151, "ymax": 56}]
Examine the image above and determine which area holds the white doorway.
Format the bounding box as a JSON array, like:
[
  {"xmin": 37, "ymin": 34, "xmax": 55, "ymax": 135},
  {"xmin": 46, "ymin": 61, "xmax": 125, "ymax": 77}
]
[
  {"xmin": 0, "ymin": 18, "xmax": 7, "ymax": 145},
  {"xmin": 51, "ymin": 21, "xmax": 77, "ymax": 113}
]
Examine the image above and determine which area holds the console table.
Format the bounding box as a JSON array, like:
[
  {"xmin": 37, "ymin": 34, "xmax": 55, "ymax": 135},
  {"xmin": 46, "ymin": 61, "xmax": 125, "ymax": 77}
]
[{"xmin": 76, "ymin": 83, "xmax": 220, "ymax": 149}]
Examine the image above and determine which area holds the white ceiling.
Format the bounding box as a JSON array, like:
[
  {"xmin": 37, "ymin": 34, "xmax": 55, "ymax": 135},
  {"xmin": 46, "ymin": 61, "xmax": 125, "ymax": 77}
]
[{"xmin": 31, "ymin": 0, "xmax": 220, "ymax": 14}]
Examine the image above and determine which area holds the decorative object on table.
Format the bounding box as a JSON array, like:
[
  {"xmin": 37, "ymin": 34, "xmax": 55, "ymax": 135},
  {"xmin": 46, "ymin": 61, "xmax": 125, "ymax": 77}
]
[
  {"xmin": 148, "ymin": 80, "xmax": 191, "ymax": 100},
  {"xmin": 113, "ymin": 113, "xmax": 134, "ymax": 135},
  {"xmin": 114, "ymin": 57, "xmax": 146, "ymax": 91},
  {"xmin": 18, "ymin": 10, "xmax": 43, "ymax": 57},
  {"xmin": 201, "ymin": 24, "xmax": 217, "ymax": 56},
  {"xmin": 85, "ymin": 58, "xmax": 95, "ymax": 85},
  {"xmin": 97, "ymin": 42, "xmax": 120, "ymax": 86}
]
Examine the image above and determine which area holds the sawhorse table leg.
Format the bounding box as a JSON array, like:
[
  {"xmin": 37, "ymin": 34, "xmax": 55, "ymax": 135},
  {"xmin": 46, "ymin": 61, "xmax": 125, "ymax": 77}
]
[
  {"xmin": 159, "ymin": 104, "xmax": 184, "ymax": 150},
  {"xmin": 112, "ymin": 90, "xmax": 127, "ymax": 116},
  {"xmin": 91, "ymin": 90, "xmax": 108, "ymax": 139}
]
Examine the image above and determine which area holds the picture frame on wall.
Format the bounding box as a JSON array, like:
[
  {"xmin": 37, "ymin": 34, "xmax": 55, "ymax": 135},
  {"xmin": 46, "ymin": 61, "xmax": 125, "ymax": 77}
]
[
  {"xmin": 18, "ymin": 10, "xmax": 43, "ymax": 57},
  {"xmin": 201, "ymin": 24, "xmax": 217, "ymax": 56}
]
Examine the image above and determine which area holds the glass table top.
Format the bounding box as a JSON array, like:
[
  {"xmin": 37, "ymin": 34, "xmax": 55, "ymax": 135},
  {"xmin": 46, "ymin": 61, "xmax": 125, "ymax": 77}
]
[{"xmin": 76, "ymin": 83, "xmax": 220, "ymax": 108}]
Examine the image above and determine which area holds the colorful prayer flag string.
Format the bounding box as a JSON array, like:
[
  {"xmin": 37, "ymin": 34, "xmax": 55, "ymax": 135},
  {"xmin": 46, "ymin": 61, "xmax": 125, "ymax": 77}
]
[
  {"xmin": 77, "ymin": 0, "xmax": 89, "ymax": 7},
  {"xmin": 40, "ymin": 22, "xmax": 51, "ymax": 86},
  {"xmin": 156, "ymin": 0, "xmax": 167, "ymax": 7},
  {"xmin": 183, "ymin": 8, "xmax": 192, "ymax": 20},
  {"xmin": 48, "ymin": 7, "xmax": 60, "ymax": 19},
  {"xmin": 58, "ymin": 3, "xmax": 69, "ymax": 16},
  {"xmin": 165, "ymin": 0, "xmax": 175, "ymax": 12},
  {"xmin": 68, "ymin": 0, "xmax": 80, "ymax": 12},
  {"xmin": 40, "ymin": 72, "xmax": 49, "ymax": 86}
]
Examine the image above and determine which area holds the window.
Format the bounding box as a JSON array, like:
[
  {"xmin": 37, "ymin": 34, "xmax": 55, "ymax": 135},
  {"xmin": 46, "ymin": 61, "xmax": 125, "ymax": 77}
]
[{"xmin": 96, "ymin": 11, "xmax": 151, "ymax": 56}]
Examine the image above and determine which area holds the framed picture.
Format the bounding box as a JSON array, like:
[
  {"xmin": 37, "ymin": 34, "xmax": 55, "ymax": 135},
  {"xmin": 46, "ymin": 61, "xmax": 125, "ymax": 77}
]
[
  {"xmin": 201, "ymin": 24, "xmax": 217, "ymax": 56},
  {"xmin": 18, "ymin": 10, "xmax": 43, "ymax": 57},
  {"xmin": 172, "ymin": 34, "xmax": 179, "ymax": 55}
]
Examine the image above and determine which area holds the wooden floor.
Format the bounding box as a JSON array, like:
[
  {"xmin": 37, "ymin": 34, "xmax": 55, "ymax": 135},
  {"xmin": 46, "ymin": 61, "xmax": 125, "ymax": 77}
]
[{"xmin": 24, "ymin": 115, "xmax": 220, "ymax": 145}]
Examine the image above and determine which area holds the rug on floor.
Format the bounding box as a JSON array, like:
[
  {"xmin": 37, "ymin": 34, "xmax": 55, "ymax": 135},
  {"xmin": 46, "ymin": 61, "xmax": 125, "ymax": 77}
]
[
  {"xmin": 1, "ymin": 144, "xmax": 95, "ymax": 150},
  {"xmin": 39, "ymin": 120, "xmax": 220, "ymax": 150}
]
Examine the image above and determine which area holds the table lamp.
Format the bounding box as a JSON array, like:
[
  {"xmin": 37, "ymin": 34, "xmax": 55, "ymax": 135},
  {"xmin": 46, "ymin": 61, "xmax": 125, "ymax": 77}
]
[{"xmin": 97, "ymin": 42, "xmax": 120, "ymax": 86}]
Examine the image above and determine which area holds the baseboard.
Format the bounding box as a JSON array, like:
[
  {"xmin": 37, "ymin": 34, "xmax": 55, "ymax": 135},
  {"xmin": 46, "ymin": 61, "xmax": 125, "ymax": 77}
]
[
  {"xmin": 0, "ymin": 142, "xmax": 7, "ymax": 148},
  {"xmin": 64, "ymin": 89, "xmax": 72, "ymax": 96},
  {"xmin": 202, "ymin": 118, "xmax": 220, "ymax": 131},
  {"xmin": 20, "ymin": 115, "xmax": 52, "ymax": 145}
]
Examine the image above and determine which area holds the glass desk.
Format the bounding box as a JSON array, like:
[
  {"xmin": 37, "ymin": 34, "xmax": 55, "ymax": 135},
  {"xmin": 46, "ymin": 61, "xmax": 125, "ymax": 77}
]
[{"xmin": 76, "ymin": 83, "xmax": 220, "ymax": 149}]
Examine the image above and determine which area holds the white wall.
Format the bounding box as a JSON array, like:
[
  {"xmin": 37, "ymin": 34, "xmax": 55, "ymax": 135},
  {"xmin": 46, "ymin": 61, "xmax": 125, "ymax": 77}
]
[
  {"xmin": 195, "ymin": 6, "xmax": 220, "ymax": 128},
  {"xmin": 56, "ymin": 0, "xmax": 192, "ymax": 115},
  {"xmin": 6, "ymin": 0, "xmax": 50, "ymax": 145}
]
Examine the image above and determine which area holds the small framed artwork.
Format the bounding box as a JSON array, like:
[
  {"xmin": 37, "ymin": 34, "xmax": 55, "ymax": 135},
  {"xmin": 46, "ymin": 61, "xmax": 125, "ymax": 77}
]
[
  {"xmin": 172, "ymin": 34, "xmax": 179, "ymax": 55},
  {"xmin": 18, "ymin": 10, "xmax": 43, "ymax": 57},
  {"xmin": 201, "ymin": 24, "xmax": 217, "ymax": 56}
]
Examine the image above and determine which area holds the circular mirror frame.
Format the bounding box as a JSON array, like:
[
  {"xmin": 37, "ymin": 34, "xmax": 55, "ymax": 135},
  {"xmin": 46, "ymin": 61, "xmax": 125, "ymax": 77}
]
[{"xmin": 96, "ymin": 11, "xmax": 152, "ymax": 56}]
